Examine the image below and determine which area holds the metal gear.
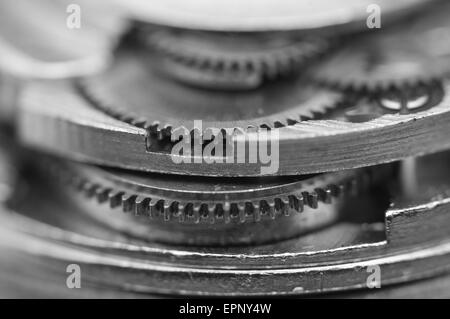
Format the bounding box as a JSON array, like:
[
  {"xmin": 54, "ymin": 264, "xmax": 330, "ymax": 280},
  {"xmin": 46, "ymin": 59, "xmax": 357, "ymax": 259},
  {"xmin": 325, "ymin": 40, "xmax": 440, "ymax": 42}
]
[
  {"xmin": 78, "ymin": 46, "xmax": 342, "ymax": 143},
  {"xmin": 5, "ymin": 0, "xmax": 450, "ymax": 298},
  {"xmin": 2, "ymin": 150, "xmax": 450, "ymax": 295},
  {"xmin": 325, "ymin": 80, "xmax": 445, "ymax": 123},
  {"xmin": 140, "ymin": 27, "xmax": 332, "ymax": 89},
  {"xmin": 19, "ymin": 79, "xmax": 450, "ymax": 176},
  {"xmin": 311, "ymin": 2, "xmax": 450, "ymax": 91},
  {"xmin": 35, "ymin": 157, "xmax": 394, "ymax": 245},
  {"xmin": 45, "ymin": 158, "xmax": 386, "ymax": 224}
]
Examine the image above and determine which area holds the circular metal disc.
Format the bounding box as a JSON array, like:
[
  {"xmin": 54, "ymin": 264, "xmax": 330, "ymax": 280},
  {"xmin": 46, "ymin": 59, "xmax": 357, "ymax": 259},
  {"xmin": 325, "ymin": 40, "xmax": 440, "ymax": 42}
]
[{"xmin": 116, "ymin": 0, "xmax": 433, "ymax": 32}]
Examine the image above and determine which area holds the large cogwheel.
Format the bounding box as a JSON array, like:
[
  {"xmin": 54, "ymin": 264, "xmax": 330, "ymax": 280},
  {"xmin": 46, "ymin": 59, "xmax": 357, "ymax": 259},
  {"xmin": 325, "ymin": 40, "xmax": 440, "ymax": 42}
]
[
  {"xmin": 20, "ymin": 77, "xmax": 450, "ymax": 176},
  {"xmin": 140, "ymin": 27, "xmax": 332, "ymax": 89},
  {"xmin": 78, "ymin": 47, "xmax": 342, "ymax": 143}
]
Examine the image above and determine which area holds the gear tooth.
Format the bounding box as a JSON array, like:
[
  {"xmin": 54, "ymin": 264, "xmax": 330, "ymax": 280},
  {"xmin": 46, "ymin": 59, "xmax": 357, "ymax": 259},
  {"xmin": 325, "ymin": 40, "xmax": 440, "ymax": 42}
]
[
  {"xmin": 237, "ymin": 202, "xmax": 246, "ymax": 223},
  {"xmin": 252, "ymin": 201, "xmax": 261, "ymax": 222},
  {"xmin": 286, "ymin": 118, "xmax": 299, "ymax": 125},
  {"xmin": 273, "ymin": 121, "xmax": 285, "ymax": 128},
  {"xmin": 169, "ymin": 201, "xmax": 180, "ymax": 218},
  {"xmin": 184, "ymin": 203, "xmax": 194, "ymax": 221},
  {"xmin": 134, "ymin": 196, "xmax": 151, "ymax": 217},
  {"xmin": 131, "ymin": 117, "xmax": 148, "ymax": 128},
  {"xmin": 273, "ymin": 197, "xmax": 287, "ymax": 216},
  {"xmin": 306, "ymin": 191, "xmax": 319, "ymax": 209},
  {"xmin": 299, "ymin": 115, "xmax": 312, "ymax": 121},
  {"xmin": 222, "ymin": 202, "xmax": 231, "ymax": 224},
  {"xmin": 280, "ymin": 196, "xmax": 291, "ymax": 216},
  {"xmin": 108, "ymin": 191, "xmax": 124, "ymax": 209},
  {"xmin": 311, "ymin": 111, "xmax": 324, "ymax": 119},
  {"xmin": 259, "ymin": 200, "xmax": 269, "ymax": 218},
  {"xmin": 147, "ymin": 122, "xmax": 160, "ymax": 135},
  {"xmin": 192, "ymin": 203, "xmax": 201, "ymax": 224},
  {"xmin": 301, "ymin": 191, "xmax": 310, "ymax": 208},
  {"xmin": 162, "ymin": 125, "xmax": 173, "ymax": 138},
  {"xmin": 273, "ymin": 197, "xmax": 281, "ymax": 214},
  {"xmin": 213, "ymin": 204, "xmax": 224, "ymax": 223},
  {"xmin": 177, "ymin": 202, "xmax": 186, "ymax": 222},
  {"xmin": 207, "ymin": 204, "xmax": 216, "ymax": 224},
  {"xmin": 244, "ymin": 202, "xmax": 255, "ymax": 221},
  {"xmin": 327, "ymin": 184, "xmax": 340, "ymax": 197},
  {"xmin": 228, "ymin": 203, "xmax": 239, "ymax": 222},
  {"xmin": 297, "ymin": 193, "xmax": 305, "ymax": 212},
  {"xmin": 324, "ymin": 187, "xmax": 333, "ymax": 204},
  {"xmin": 198, "ymin": 203, "xmax": 209, "ymax": 222},
  {"xmin": 82, "ymin": 182, "xmax": 98, "ymax": 198},
  {"xmin": 149, "ymin": 198, "xmax": 159, "ymax": 218},
  {"xmin": 280, "ymin": 196, "xmax": 290, "ymax": 205},
  {"xmin": 216, "ymin": 60, "xmax": 225, "ymax": 71},
  {"xmin": 315, "ymin": 187, "xmax": 332, "ymax": 204},
  {"xmin": 267, "ymin": 200, "xmax": 276, "ymax": 219},
  {"xmin": 163, "ymin": 200, "xmax": 171, "ymax": 221},
  {"xmin": 200, "ymin": 57, "xmax": 213, "ymax": 69},
  {"xmin": 95, "ymin": 187, "xmax": 111, "ymax": 204},
  {"xmin": 122, "ymin": 194, "xmax": 137, "ymax": 213},
  {"xmin": 286, "ymin": 194, "xmax": 297, "ymax": 212}
]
